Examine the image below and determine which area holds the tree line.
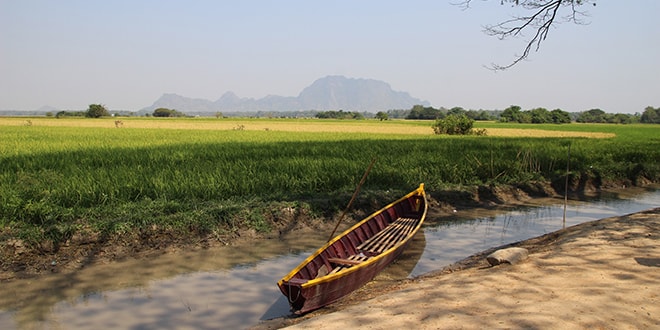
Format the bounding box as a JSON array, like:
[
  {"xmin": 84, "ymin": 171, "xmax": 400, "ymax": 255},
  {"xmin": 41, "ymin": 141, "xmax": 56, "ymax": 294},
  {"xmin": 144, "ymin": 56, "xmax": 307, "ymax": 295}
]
[
  {"xmin": 50, "ymin": 103, "xmax": 659, "ymax": 124},
  {"xmin": 392, "ymin": 105, "xmax": 659, "ymax": 124},
  {"xmin": 55, "ymin": 105, "xmax": 189, "ymax": 118},
  {"xmin": 315, "ymin": 110, "xmax": 366, "ymax": 119}
]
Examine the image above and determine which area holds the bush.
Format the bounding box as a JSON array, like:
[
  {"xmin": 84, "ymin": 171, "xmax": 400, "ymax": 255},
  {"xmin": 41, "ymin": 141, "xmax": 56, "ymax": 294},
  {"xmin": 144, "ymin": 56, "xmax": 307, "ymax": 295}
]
[{"xmin": 432, "ymin": 114, "xmax": 485, "ymax": 135}]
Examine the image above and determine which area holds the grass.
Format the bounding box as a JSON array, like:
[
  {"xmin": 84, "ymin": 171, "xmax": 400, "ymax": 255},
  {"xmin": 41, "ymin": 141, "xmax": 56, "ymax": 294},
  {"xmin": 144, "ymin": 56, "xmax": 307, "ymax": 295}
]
[{"xmin": 1, "ymin": 117, "xmax": 659, "ymax": 248}]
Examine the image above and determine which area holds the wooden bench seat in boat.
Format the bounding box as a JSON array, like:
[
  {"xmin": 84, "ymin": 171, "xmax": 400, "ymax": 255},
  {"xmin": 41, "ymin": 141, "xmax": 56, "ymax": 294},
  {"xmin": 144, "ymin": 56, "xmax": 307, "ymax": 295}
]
[
  {"xmin": 328, "ymin": 254, "xmax": 370, "ymax": 274},
  {"xmin": 322, "ymin": 217, "xmax": 418, "ymax": 276},
  {"xmin": 327, "ymin": 257, "xmax": 363, "ymax": 266},
  {"xmin": 357, "ymin": 217, "xmax": 418, "ymax": 256}
]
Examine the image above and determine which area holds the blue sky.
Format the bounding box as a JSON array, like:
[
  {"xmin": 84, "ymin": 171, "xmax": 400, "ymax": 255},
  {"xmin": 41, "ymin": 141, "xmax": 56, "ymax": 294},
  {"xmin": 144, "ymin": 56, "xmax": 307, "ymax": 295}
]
[{"xmin": 1, "ymin": 1, "xmax": 658, "ymax": 113}]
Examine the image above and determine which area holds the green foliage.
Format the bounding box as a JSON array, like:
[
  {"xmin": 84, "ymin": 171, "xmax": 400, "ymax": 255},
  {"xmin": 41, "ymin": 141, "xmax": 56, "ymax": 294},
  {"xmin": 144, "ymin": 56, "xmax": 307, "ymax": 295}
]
[
  {"xmin": 466, "ymin": 109, "xmax": 496, "ymax": 121},
  {"xmin": 550, "ymin": 109, "xmax": 572, "ymax": 124},
  {"xmin": 375, "ymin": 111, "xmax": 389, "ymax": 121},
  {"xmin": 315, "ymin": 110, "xmax": 365, "ymax": 119},
  {"xmin": 153, "ymin": 108, "xmax": 186, "ymax": 117},
  {"xmin": 499, "ymin": 106, "xmax": 641, "ymax": 124},
  {"xmin": 432, "ymin": 114, "xmax": 483, "ymax": 135},
  {"xmin": 86, "ymin": 104, "xmax": 109, "ymax": 118},
  {"xmin": 500, "ymin": 105, "xmax": 572, "ymax": 124},
  {"xmin": 407, "ymin": 105, "xmax": 443, "ymax": 120},
  {"xmin": 528, "ymin": 108, "xmax": 550, "ymax": 123},
  {"xmin": 641, "ymin": 106, "xmax": 660, "ymax": 124},
  {"xmin": 56, "ymin": 110, "xmax": 85, "ymax": 118},
  {"xmin": 574, "ymin": 109, "xmax": 640, "ymax": 124},
  {"xmin": 576, "ymin": 108, "xmax": 607, "ymax": 123},
  {"xmin": 500, "ymin": 105, "xmax": 522, "ymax": 123}
]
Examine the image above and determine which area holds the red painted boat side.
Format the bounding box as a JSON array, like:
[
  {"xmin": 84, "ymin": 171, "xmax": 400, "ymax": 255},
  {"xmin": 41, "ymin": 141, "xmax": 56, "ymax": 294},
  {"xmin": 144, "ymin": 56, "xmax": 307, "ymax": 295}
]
[{"xmin": 277, "ymin": 184, "xmax": 428, "ymax": 313}]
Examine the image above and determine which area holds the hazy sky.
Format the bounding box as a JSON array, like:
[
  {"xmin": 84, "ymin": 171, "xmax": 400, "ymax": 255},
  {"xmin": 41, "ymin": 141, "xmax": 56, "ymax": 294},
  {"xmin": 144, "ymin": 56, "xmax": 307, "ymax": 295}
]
[{"xmin": 1, "ymin": 1, "xmax": 658, "ymax": 113}]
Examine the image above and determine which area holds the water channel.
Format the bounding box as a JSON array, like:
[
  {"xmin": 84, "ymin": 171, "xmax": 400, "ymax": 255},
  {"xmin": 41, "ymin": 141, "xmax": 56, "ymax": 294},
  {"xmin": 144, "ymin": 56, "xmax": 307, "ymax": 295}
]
[{"xmin": 1, "ymin": 186, "xmax": 658, "ymax": 329}]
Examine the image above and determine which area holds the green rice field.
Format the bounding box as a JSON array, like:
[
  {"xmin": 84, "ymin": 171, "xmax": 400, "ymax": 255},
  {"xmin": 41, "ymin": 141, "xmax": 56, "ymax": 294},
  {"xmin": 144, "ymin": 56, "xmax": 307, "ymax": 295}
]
[{"xmin": 1, "ymin": 117, "xmax": 659, "ymax": 247}]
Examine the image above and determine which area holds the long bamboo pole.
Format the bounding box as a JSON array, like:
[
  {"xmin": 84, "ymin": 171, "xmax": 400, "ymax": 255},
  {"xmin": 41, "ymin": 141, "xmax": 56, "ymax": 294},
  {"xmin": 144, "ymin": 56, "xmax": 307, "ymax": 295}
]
[
  {"xmin": 327, "ymin": 157, "xmax": 377, "ymax": 242},
  {"xmin": 563, "ymin": 143, "xmax": 571, "ymax": 229}
]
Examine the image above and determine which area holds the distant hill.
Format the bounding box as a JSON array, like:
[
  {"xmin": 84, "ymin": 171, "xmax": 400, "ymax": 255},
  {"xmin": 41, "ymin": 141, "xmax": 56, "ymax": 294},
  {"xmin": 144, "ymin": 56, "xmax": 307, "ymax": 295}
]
[{"xmin": 140, "ymin": 76, "xmax": 429, "ymax": 114}]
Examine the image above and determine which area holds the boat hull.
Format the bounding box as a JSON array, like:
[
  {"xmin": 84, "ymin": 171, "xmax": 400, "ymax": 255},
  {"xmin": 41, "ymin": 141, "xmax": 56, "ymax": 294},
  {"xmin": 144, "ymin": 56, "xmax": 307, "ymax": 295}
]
[{"xmin": 278, "ymin": 184, "xmax": 428, "ymax": 314}]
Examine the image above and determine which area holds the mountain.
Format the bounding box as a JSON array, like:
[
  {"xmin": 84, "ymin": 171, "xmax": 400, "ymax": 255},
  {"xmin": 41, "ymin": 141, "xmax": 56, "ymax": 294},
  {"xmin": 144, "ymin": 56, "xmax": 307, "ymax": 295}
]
[
  {"xmin": 141, "ymin": 76, "xmax": 429, "ymax": 113},
  {"xmin": 143, "ymin": 93, "xmax": 217, "ymax": 113},
  {"xmin": 298, "ymin": 76, "xmax": 425, "ymax": 111}
]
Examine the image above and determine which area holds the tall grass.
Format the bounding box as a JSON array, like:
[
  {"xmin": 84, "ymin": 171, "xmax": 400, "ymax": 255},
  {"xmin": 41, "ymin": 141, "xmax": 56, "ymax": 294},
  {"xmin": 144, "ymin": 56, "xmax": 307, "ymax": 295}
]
[{"xmin": 1, "ymin": 120, "xmax": 658, "ymax": 246}]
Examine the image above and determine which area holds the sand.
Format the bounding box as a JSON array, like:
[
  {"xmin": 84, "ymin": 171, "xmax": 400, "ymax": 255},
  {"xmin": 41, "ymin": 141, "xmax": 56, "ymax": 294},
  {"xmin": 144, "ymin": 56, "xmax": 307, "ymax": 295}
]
[{"xmin": 280, "ymin": 208, "xmax": 659, "ymax": 329}]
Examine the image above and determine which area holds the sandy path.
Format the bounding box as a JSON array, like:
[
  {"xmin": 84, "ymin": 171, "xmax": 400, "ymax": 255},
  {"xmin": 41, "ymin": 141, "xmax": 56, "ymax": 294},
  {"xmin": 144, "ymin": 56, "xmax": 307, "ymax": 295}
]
[{"xmin": 282, "ymin": 208, "xmax": 659, "ymax": 329}]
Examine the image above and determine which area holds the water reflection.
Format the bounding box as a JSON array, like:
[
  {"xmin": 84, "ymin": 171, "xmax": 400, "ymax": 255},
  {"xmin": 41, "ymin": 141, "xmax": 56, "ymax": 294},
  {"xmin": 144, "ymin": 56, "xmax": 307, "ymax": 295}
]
[
  {"xmin": 0, "ymin": 187, "xmax": 657, "ymax": 329},
  {"xmin": 49, "ymin": 254, "xmax": 306, "ymax": 330},
  {"xmin": 0, "ymin": 233, "xmax": 333, "ymax": 330}
]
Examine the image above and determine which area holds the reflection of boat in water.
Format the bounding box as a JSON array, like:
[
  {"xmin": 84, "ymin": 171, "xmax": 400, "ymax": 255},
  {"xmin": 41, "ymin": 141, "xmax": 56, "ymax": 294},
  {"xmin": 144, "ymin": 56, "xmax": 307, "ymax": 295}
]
[
  {"xmin": 277, "ymin": 184, "xmax": 428, "ymax": 314},
  {"xmin": 378, "ymin": 224, "xmax": 426, "ymax": 280}
]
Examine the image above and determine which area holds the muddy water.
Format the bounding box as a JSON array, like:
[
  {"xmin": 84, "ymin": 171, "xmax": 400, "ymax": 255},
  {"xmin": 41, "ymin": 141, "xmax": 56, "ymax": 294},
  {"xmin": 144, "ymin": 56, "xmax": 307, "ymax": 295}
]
[{"xmin": 0, "ymin": 186, "xmax": 658, "ymax": 329}]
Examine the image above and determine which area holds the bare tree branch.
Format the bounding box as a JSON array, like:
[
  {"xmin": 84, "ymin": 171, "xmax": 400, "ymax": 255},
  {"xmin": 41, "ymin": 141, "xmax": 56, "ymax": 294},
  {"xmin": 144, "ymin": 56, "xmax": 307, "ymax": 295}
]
[{"xmin": 457, "ymin": 0, "xmax": 595, "ymax": 70}]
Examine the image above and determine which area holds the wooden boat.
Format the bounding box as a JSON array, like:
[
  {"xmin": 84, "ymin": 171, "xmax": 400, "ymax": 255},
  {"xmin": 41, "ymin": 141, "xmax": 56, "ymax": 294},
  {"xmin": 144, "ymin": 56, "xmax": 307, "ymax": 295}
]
[{"xmin": 277, "ymin": 184, "xmax": 428, "ymax": 314}]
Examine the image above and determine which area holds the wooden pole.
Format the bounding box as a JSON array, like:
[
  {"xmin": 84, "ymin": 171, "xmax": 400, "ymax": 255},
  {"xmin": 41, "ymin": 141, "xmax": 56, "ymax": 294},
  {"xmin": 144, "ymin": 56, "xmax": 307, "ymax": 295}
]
[
  {"xmin": 563, "ymin": 143, "xmax": 571, "ymax": 229},
  {"xmin": 327, "ymin": 157, "xmax": 377, "ymax": 242}
]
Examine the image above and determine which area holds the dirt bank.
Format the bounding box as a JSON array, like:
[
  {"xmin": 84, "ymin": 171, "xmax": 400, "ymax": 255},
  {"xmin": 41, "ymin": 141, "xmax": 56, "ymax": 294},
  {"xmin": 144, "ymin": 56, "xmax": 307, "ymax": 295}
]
[
  {"xmin": 0, "ymin": 183, "xmax": 540, "ymax": 280},
  {"xmin": 257, "ymin": 207, "xmax": 659, "ymax": 329},
  {"xmin": 0, "ymin": 181, "xmax": 645, "ymax": 282}
]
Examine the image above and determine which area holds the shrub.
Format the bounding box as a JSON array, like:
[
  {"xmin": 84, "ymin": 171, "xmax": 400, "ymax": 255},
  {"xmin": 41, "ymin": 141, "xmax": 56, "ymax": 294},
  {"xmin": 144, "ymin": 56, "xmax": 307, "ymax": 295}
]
[{"xmin": 432, "ymin": 114, "xmax": 485, "ymax": 135}]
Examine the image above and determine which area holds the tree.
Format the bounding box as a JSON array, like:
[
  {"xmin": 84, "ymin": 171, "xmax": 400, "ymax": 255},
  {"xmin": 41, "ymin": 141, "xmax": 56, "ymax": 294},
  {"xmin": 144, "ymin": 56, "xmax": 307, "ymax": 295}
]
[
  {"xmin": 500, "ymin": 105, "xmax": 522, "ymax": 122},
  {"xmin": 153, "ymin": 108, "xmax": 185, "ymax": 117},
  {"xmin": 448, "ymin": 106, "xmax": 466, "ymax": 116},
  {"xmin": 86, "ymin": 104, "xmax": 109, "ymax": 118},
  {"xmin": 609, "ymin": 113, "xmax": 636, "ymax": 124},
  {"xmin": 315, "ymin": 110, "xmax": 364, "ymax": 119},
  {"xmin": 458, "ymin": 0, "xmax": 596, "ymax": 70},
  {"xmin": 576, "ymin": 108, "xmax": 606, "ymax": 123},
  {"xmin": 407, "ymin": 105, "xmax": 444, "ymax": 120},
  {"xmin": 466, "ymin": 109, "xmax": 496, "ymax": 121},
  {"xmin": 375, "ymin": 111, "xmax": 389, "ymax": 121},
  {"xmin": 641, "ymin": 106, "xmax": 660, "ymax": 124},
  {"xmin": 529, "ymin": 107, "xmax": 551, "ymax": 123},
  {"xmin": 550, "ymin": 109, "xmax": 571, "ymax": 124},
  {"xmin": 56, "ymin": 110, "xmax": 85, "ymax": 118}
]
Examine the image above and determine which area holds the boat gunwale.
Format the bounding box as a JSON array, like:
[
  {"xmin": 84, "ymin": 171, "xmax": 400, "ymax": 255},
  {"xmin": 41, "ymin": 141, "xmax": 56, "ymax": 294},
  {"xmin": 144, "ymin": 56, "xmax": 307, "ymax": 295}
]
[{"xmin": 277, "ymin": 184, "xmax": 427, "ymax": 289}]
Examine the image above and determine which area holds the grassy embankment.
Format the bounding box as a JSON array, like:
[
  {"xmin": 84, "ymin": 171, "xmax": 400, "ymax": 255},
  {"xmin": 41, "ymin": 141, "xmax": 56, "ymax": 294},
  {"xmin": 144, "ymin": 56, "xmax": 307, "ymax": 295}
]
[{"xmin": 1, "ymin": 117, "xmax": 658, "ymax": 250}]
